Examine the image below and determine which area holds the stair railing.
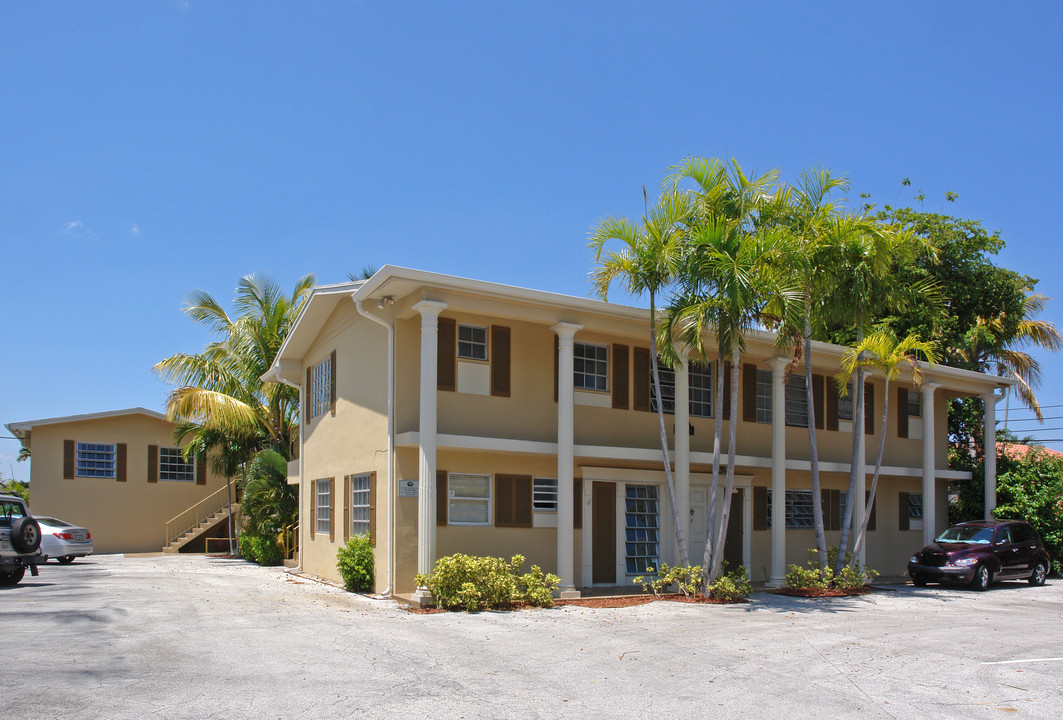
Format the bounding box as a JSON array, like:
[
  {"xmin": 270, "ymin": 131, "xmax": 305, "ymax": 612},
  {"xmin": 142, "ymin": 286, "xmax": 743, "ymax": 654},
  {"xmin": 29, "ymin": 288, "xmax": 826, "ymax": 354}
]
[{"xmin": 164, "ymin": 479, "xmax": 238, "ymax": 548}]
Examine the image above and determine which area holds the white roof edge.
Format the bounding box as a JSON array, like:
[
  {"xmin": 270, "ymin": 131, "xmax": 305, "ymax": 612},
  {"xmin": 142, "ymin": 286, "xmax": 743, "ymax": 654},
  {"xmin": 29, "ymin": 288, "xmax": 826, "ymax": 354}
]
[{"xmin": 6, "ymin": 407, "xmax": 167, "ymax": 439}]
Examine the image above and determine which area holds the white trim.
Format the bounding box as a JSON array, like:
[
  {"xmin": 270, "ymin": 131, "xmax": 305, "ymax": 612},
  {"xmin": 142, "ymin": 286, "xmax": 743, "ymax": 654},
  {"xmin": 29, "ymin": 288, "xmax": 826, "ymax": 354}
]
[
  {"xmin": 7, "ymin": 407, "xmax": 166, "ymax": 441},
  {"xmin": 574, "ymin": 389, "xmax": 612, "ymax": 408}
]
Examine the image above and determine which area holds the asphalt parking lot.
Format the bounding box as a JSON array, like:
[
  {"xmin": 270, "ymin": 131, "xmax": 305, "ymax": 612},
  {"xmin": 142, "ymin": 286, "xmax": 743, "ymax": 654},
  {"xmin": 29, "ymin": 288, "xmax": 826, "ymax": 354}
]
[{"xmin": 3, "ymin": 555, "xmax": 1061, "ymax": 719}]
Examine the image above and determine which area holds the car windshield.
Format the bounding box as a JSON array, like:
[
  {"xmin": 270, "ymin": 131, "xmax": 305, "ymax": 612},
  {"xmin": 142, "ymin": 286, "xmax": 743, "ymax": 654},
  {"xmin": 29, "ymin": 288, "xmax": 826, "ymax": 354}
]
[{"xmin": 936, "ymin": 526, "xmax": 994, "ymax": 544}]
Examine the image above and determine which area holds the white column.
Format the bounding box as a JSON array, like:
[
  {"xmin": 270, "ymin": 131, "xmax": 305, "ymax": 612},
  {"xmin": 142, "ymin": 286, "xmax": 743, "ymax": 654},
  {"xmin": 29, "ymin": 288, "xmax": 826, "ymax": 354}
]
[
  {"xmin": 921, "ymin": 382, "xmax": 941, "ymax": 548},
  {"xmin": 412, "ymin": 300, "xmax": 446, "ymax": 604},
  {"xmin": 983, "ymin": 391, "xmax": 1000, "ymax": 520},
  {"xmin": 553, "ymin": 322, "xmax": 583, "ymax": 598},
  {"xmin": 673, "ymin": 344, "xmax": 691, "ymax": 562},
  {"xmin": 767, "ymin": 357, "xmax": 789, "ymax": 587}
]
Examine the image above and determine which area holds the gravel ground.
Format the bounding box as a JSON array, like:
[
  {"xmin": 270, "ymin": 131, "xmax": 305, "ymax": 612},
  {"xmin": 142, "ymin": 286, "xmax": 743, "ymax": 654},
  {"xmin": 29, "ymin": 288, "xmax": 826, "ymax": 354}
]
[{"xmin": 3, "ymin": 554, "xmax": 1062, "ymax": 719}]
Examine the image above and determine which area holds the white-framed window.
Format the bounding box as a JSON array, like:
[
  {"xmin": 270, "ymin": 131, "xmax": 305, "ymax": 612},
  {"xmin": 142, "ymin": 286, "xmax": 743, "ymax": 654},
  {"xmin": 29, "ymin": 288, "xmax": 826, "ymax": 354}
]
[
  {"xmin": 311, "ymin": 355, "xmax": 332, "ymax": 419},
  {"xmin": 350, "ymin": 473, "xmax": 371, "ymax": 537},
  {"xmin": 785, "ymin": 375, "xmax": 808, "ymax": 427},
  {"xmin": 837, "ymin": 380, "xmax": 854, "ymax": 422},
  {"xmin": 448, "ymin": 473, "xmax": 491, "ymax": 525},
  {"xmin": 76, "ymin": 442, "xmax": 116, "ymax": 478},
  {"xmin": 650, "ymin": 360, "xmax": 713, "ymax": 418},
  {"xmin": 573, "ymin": 342, "xmax": 608, "ymax": 391},
  {"xmin": 316, "ymin": 478, "xmax": 331, "ymax": 534},
  {"xmin": 159, "ymin": 447, "xmax": 195, "ymax": 482},
  {"xmin": 625, "ymin": 484, "xmax": 660, "ymax": 575},
  {"xmin": 756, "ymin": 369, "xmax": 772, "ymax": 423},
  {"xmin": 533, "ymin": 477, "xmax": 558, "ymax": 512},
  {"xmin": 907, "ymin": 390, "xmax": 922, "ymax": 418},
  {"xmin": 766, "ymin": 489, "xmax": 815, "ymax": 530},
  {"xmin": 457, "ymin": 324, "xmax": 488, "ymax": 361},
  {"xmin": 908, "ymin": 492, "xmax": 923, "ymax": 531}
]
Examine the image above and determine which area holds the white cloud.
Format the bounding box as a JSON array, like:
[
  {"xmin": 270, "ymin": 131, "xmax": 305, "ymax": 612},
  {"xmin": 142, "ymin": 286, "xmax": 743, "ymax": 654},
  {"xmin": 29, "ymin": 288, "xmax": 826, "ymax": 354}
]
[
  {"xmin": 63, "ymin": 220, "xmax": 83, "ymax": 233},
  {"xmin": 130, "ymin": 224, "xmax": 141, "ymax": 234}
]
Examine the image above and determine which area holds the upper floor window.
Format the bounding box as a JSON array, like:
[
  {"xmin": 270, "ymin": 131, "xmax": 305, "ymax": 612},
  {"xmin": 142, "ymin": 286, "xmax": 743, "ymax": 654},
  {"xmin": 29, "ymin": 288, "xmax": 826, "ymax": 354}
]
[
  {"xmin": 650, "ymin": 360, "xmax": 713, "ymax": 418},
  {"xmin": 907, "ymin": 390, "xmax": 922, "ymax": 418},
  {"xmin": 837, "ymin": 380, "xmax": 854, "ymax": 421},
  {"xmin": 574, "ymin": 342, "xmax": 608, "ymax": 392},
  {"xmin": 76, "ymin": 442, "xmax": 116, "ymax": 478},
  {"xmin": 457, "ymin": 324, "xmax": 488, "ymax": 360},
  {"xmin": 159, "ymin": 447, "xmax": 195, "ymax": 482},
  {"xmin": 755, "ymin": 369, "xmax": 772, "ymax": 423},
  {"xmin": 755, "ymin": 369, "xmax": 810, "ymax": 426},
  {"xmin": 311, "ymin": 355, "xmax": 332, "ymax": 419}
]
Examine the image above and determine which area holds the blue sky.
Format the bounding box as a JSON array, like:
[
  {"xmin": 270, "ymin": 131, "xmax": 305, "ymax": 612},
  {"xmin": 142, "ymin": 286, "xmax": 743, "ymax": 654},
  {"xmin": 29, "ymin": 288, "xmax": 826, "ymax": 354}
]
[{"xmin": 3, "ymin": 2, "xmax": 1062, "ymax": 481}]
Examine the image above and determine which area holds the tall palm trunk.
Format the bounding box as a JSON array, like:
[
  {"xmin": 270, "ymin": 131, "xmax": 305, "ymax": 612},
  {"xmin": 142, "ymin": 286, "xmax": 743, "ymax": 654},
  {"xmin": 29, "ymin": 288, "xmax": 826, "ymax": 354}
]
[
  {"xmin": 850, "ymin": 382, "xmax": 891, "ymax": 562},
  {"xmin": 702, "ymin": 335, "xmax": 727, "ymax": 580},
  {"xmin": 709, "ymin": 341, "xmax": 741, "ymax": 582},
  {"xmin": 836, "ymin": 319, "xmax": 865, "ymax": 572},
  {"xmin": 804, "ymin": 312, "xmax": 829, "ymax": 569},
  {"xmin": 648, "ymin": 295, "xmax": 690, "ymax": 568}
]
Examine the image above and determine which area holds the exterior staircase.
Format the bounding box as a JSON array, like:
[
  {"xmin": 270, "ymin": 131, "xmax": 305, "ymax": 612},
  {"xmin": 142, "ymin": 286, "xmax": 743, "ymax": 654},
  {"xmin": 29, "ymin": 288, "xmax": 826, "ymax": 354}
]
[{"xmin": 163, "ymin": 480, "xmax": 239, "ymax": 553}]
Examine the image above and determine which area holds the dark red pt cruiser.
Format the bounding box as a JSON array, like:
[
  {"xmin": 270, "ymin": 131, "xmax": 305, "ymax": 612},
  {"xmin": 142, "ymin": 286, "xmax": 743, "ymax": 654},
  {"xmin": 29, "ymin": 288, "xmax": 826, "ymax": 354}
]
[{"xmin": 908, "ymin": 520, "xmax": 1051, "ymax": 590}]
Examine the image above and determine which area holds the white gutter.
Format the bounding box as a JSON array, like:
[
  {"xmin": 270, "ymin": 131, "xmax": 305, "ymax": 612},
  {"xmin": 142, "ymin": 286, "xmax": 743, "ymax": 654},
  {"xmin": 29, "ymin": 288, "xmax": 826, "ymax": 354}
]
[
  {"xmin": 354, "ymin": 297, "xmax": 396, "ymax": 597},
  {"xmin": 266, "ymin": 366, "xmax": 305, "ymax": 575}
]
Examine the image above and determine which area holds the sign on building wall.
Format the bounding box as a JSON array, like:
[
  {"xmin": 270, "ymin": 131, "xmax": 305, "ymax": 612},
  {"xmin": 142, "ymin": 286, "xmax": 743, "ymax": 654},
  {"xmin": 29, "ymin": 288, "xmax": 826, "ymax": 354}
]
[{"xmin": 398, "ymin": 479, "xmax": 419, "ymax": 498}]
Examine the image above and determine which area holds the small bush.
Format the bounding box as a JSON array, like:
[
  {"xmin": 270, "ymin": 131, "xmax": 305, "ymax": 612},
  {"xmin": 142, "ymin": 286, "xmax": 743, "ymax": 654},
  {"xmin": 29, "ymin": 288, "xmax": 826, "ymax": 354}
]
[
  {"xmin": 415, "ymin": 553, "xmax": 559, "ymax": 611},
  {"xmin": 251, "ymin": 535, "xmax": 282, "ymax": 566},
  {"xmin": 239, "ymin": 532, "xmax": 257, "ymax": 562},
  {"xmin": 785, "ymin": 547, "xmax": 878, "ymax": 590},
  {"xmin": 634, "ymin": 562, "xmax": 704, "ymax": 598},
  {"xmin": 708, "ymin": 565, "xmax": 753, "ymax": 602},
  {"xmin": 337, "ymin": 534, "xmax": 375, "ymax": 593}
]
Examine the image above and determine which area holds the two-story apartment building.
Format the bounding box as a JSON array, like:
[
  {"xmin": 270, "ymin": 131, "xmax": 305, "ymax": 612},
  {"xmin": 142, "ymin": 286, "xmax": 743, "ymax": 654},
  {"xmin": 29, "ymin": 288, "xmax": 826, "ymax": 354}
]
[{"xmin": 265, "ymin": 267, "xmax": 1008, "ymax": 602}]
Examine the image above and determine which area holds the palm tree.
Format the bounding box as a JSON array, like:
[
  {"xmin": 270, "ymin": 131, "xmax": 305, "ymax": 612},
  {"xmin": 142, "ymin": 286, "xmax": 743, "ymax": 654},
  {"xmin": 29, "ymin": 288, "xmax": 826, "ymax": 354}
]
[
  {"xmin": 837, "ymin": 331, "xmax": 939, "ymax": 563},
  {"xmin": 666, "ymin": 157, "xmax": 797, "ymax": 584},
  {"xmin": 590, "ymin": 192, "xmax": 692, "ymax": 568}
]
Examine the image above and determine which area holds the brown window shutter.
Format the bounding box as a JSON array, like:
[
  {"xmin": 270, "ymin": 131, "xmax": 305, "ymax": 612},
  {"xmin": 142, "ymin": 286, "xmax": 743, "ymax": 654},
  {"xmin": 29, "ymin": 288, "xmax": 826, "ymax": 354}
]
[
  {"xmin": 897, "ymin": 387, "xmax": 909, "ymax": 438},
  {"xmin": 309, "ymin": 482, "xmax": 317, "ymax": 539},
  {"xmin": 343, "ymin": 475, "xmax": 351, "ymax": 543},
  {"xmin": 514, "ymin": 475, "xmax": 532, "ymax": 528},
  {"xmin": 865, "ymin": 491, "xmax": 876, "ymax": 531},
  {"xmin": 305, "ymin": 366, "xmax": 312, "ymax": 425},
  {"xmin": 553, "ymin": 335, "xmax": 559, "ymax": 403},
  {"xmin": 826, "ymin": 381, "xmax": 839, "ymax": 431},
  {"xmin": 147, "ymin": 445, "xmax": 158, "ymax": 483},
  {"xmin": 495, "ymin": 475, "xmax": 514, "ymax": 526},
  {"xmin": 753, "ymin": 486, "xmax": 768, "ymax": 530},
  {"xmin": 612, "ymin": 344, "xmax": 629, "ymax": 409},
  {"xmin": 329, "ymin": 349, "xmax": 337, "ymax": 416},
  {"xmin": 722, "ymin": 362, "xmax": 732, "ymax": 420},
  {"xmin": 196, "ymin": 453, "xmax": 207, "ymax": 485},
  {"xmin": 573, "ymin": 478, "xmax": 582, "ymax": 529},
  {"xmin": 812, "ymin": 374, "xmax": 825, "ymax": 430},
  {"xmin": 899, "ymin": 491, "xmax": 910, "ymax": 531},
  {"xmin": 490, "ymin": 326, "xmax": 511, "ymax": 397},
  {"xmin": 116, "ymin": 443, "xmax": 127, "ymax": 482},
  {"xmin": 742, "ymin": 363, "xmax": 758, "ymax": 422},
  {"xmin": 633, "ymin": 347, "xmax": 651, "ymax": 412},
  {"xmin": 64, "ymin": 440, "xmax": 75, "ymax": 479},
  {"xmin": 368, "ymin": 472, "xmax": 377, "ymax": 546},
  {"xmin": 864, "ymin": 382, "xmax": 875, "ymax": 435},
  {"xmin": 437, "ymin": 317, "xmax": 456, "ymax": 392},
  {"xmin": 436, "ymin": 470, "xmax": 448, "ymax": 526},
  {"xmin": 830, "ymin": 489, "xmax": 840, "ymax": 531},
  {"xmin": 328, "ymin": 477, "xmax": 336, "ymax": 541}
]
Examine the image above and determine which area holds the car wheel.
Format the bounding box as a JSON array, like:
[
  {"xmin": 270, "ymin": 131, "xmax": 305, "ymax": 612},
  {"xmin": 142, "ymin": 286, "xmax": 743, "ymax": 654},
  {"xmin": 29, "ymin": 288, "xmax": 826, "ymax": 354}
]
[
  {"xmin": 0, "ymin": 565, "xmax": 26, "ymax": 586},
  {"xmin": 57, "ymin": 556, "xmax": 75, "ymax": 565},
  {"xmin": 971, "ymin": 564, "xmax": 991, "ymax": 591},
  {"xmin": 9, "ymin": 516, "xmax": 41, "ymax": 553},
  {"xmin": 1029, "ymin": 561, "xmax": 1048, "ymax": 586},
  {"xmin": 911, "ymin": 575, "xmax": 928, "ymax": 587}
]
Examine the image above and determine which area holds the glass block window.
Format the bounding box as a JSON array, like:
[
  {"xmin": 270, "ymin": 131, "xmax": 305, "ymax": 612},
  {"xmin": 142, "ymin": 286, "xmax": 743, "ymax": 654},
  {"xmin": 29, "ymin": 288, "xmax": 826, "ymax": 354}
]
[
  {"xmin": 907, "ymin": 390, "xmax": 922, "ymax": 417},
  {"xmin": 837, "ymin": 380, "xmax": 854, "ymax": 421},
  {"xmin": 448, "ymin": 473, "xmax": 491, "ymax": 525},
  {"xmin": 573, "ymin": 342, "xmax": 608, "ymax": 391},
  {"xmin": 457, "ymin": 324, "xmax": 488, "ymax": 360},
  {"xmin": 533, "ymin": 477, "xmax": 558, "ymax": 512},
  {"xmin": 688, "ymin": 361, "xmax": 712, "ymax": 418},
  {"xmin": 350, "ymin": 473, "xmax": 371, "ymax": 537},
  {"xmin": 785, "ymin": 375, "xmax": 808, "ymax": 427},
  {"xmin": 316, "ymin": 478, "xmax": 331, "ymax": 534},
  {"xmin": 766, "ymin": 489, "xmax": 815, "ymax": 529},
  {"xmin": 311, "ymin": 355, "xmax": 332, "ymax": 419},
  {"xmin": 76, "ymin": 442, "xmax": 116, "ymax": 478},
  {"xmin": 756, "ymin": 369, "xmax": 772, "ymax": 423},
  {"xmin": 624, "ymin": 484, "xmax": 660, "ymax": 575},
  {"xmin": 159, "ymin": 447, "xmax": 195, "ymax": 482}
]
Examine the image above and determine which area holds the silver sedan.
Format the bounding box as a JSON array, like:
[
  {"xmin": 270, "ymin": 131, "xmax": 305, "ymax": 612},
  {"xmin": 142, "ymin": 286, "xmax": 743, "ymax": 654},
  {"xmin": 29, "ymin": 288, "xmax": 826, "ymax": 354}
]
[{"xmin": 36, "ymin": 517, "xmax": 93, "ymax": 564}]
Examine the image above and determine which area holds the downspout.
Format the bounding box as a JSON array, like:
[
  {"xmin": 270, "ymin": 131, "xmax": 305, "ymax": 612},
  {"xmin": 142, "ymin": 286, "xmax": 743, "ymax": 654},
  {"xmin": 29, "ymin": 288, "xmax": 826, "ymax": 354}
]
[
  {"xmin": 354, "ymin": 297, "xmax": 396, "ymax": 597},
  {"xmin": 270, "ymin": 369, "xmax": 305, "ymax": 574}
]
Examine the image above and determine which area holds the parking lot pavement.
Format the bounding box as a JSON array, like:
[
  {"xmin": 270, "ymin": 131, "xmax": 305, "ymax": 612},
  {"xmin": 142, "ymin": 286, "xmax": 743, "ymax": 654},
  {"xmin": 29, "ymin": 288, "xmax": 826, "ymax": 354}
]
[{"xmin": 3, "ymin": 555, "xmax": 1062, "ymax": 720}]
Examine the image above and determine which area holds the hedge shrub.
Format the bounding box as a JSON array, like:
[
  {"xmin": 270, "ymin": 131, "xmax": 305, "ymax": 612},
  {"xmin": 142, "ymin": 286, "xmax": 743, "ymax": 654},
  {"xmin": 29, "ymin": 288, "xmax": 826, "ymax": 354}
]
[
  {"xmin": 337, "ymin": 534, "xmax": 375, "ymax": 592},
  {"xmin": 415, "ymin": 553, "xmax": 559, "ymax": 611}
]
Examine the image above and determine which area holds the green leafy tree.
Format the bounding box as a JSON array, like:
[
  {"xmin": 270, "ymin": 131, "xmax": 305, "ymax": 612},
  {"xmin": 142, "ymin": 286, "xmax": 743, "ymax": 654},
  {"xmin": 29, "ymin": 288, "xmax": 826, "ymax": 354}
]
[{"xmin": 994, "ymin": 448, "xmax": 1063, "ymax": 570}]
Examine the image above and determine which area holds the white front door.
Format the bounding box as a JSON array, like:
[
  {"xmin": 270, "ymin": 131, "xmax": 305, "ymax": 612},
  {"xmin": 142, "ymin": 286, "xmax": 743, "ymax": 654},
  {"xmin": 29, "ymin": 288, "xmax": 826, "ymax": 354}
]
[{"xmin": 690, "ymin": 486, "xmax": 708, "ymax": 567}]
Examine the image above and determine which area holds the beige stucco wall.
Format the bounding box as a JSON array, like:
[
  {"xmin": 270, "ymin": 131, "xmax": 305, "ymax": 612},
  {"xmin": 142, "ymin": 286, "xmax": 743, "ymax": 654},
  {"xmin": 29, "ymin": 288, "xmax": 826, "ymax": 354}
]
[{"xmin": 28, "ymin": 414, "xmax": 227, "ymax": 554}]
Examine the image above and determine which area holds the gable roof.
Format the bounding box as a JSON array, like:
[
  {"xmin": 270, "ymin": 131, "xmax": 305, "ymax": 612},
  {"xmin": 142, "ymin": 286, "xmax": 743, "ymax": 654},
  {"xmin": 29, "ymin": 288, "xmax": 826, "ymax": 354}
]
[{"xmin": 5, "ymin": 407, "xmax": 168, "ymax": 448}]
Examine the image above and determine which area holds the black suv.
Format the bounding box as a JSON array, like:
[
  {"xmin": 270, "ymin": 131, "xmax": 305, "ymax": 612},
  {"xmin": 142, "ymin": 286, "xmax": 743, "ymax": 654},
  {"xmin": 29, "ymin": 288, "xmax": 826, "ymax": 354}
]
[
  {"xmin": 908, "ymin": 520, "xmax": 1051, "ymax": 591},
  {"xmin": 1, "ymin": 494, "xmax": 43, "ymax": 586}
]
